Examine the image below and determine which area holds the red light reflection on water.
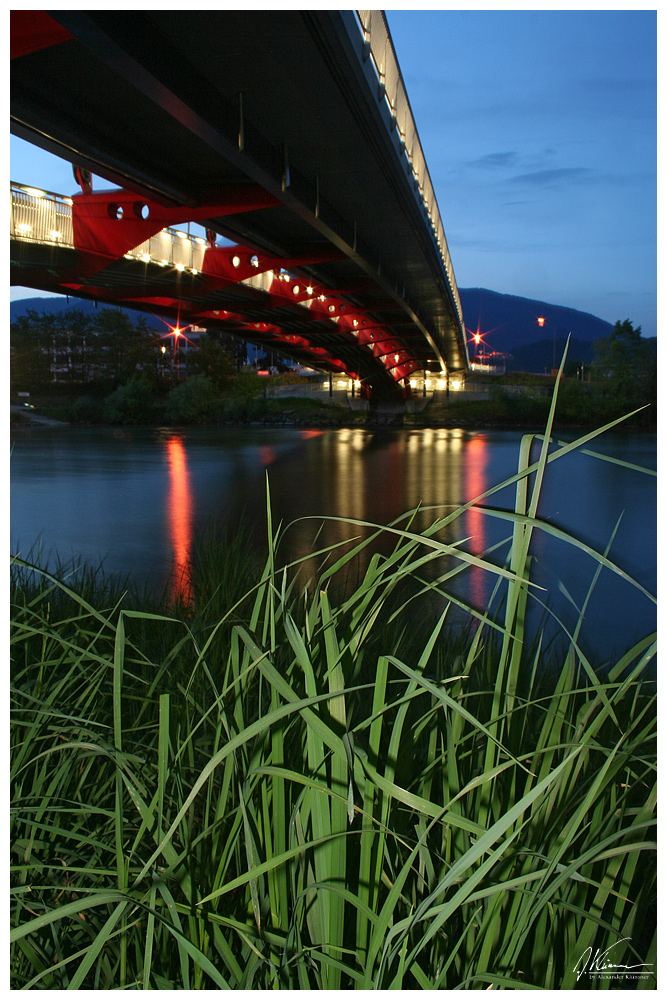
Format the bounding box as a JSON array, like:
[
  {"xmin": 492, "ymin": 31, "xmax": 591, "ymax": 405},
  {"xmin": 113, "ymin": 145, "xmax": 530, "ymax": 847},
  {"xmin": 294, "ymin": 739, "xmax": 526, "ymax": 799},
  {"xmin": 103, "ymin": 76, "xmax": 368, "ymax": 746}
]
[
  {"xmin": 463, "ymin": 434, "xmax": 490, "ymax": 609},
  {"xmin": 300, "ymin": 429, "xmax": 324, "ymax": 440},
  {"xmin": 165, "ymin": 435, "xmax": 194, "ymax": 607}
]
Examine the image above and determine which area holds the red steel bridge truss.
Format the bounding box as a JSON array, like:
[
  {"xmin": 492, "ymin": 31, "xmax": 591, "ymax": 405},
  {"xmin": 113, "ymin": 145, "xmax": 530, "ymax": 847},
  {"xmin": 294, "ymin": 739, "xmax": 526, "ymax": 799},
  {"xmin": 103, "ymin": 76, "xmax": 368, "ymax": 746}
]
[{"xmin": 11, "ymin": 182, "xmax": 446, "ymax": 396}]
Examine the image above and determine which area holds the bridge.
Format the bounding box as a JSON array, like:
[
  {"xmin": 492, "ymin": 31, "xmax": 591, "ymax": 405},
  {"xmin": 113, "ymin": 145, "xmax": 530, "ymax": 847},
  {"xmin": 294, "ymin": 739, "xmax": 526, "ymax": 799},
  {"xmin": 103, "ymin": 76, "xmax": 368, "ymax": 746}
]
[{"xmin": 11, "ymin": 10, "xmax": 469, "ymax": 400}]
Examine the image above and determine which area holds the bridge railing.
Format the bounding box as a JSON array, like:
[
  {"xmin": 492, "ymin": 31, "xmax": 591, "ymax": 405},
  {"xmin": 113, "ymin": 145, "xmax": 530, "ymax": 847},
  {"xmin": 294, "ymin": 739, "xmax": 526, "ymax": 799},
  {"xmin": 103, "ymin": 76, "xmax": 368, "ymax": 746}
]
[
  {"xmin": 355, "ymin": 11, "xmax": 463, "ymax": 334},
  {"xmin": 10, "ymin": 183, "xmax": 215, "ymax": 278},
  {"xmin": 10, "ymin": 183, "xmax": 74, "ymax": 245}
]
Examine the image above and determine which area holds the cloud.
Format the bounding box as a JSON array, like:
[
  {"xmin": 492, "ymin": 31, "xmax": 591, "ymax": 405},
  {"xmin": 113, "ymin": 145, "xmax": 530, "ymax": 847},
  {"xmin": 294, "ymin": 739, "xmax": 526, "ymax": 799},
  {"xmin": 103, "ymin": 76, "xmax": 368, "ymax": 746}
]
[
  {"xmin": 509, "ymin": 167, "xmax": 594, "ymax": 187},
  {"xmin": 466, "ymin": 151, "xmax": 518, "ymax": 169}
]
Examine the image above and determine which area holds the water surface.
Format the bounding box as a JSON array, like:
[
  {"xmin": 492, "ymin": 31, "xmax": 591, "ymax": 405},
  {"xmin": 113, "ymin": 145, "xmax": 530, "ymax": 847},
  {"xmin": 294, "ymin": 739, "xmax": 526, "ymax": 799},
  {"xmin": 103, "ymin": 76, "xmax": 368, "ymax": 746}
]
[{"xmin": 11, "ymin": 423, "xmax": 656, "ymax": 662}]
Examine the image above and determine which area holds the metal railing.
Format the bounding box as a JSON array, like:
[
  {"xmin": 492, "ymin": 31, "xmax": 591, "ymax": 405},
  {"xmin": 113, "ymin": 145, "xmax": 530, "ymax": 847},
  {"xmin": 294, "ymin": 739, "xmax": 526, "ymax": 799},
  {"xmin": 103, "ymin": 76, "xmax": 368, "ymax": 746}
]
[
  {"xmin": 10, "ymin": 183, "xmax": 74, "ymax": 245},
  {"xmin": 9, "ymin": 183, "xmax": 208, "ymax": 274},
  {"xmin": 355, "ymin": 11, "xmax": 463, "ymax": 334}
]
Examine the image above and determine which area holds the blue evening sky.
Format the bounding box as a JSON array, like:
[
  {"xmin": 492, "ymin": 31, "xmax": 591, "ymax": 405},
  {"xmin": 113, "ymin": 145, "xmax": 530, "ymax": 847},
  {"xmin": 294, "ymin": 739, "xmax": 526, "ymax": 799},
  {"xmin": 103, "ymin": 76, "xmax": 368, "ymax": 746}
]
[
  {"xmin": 9, "ymin": 8, "xmax": 657, "ymax": 337},
  {"xmin": 385, "ymin": 8, "xmax": 656, "ymax": 337}
]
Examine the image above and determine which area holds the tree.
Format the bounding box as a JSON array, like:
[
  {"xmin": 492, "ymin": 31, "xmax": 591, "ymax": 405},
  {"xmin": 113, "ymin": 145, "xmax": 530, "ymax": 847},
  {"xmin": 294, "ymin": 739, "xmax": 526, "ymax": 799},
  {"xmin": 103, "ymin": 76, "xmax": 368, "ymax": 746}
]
[
  {"xmin": 593, "ymin": 319, "xmax": 655, "ymax": 419},
  {"xmin": 10, "ymin": 312, "xmax": 51, "ymax": 390},
  {"xmin": 185, "ymin": 334, "xmax": 237, "ymax": 387}
]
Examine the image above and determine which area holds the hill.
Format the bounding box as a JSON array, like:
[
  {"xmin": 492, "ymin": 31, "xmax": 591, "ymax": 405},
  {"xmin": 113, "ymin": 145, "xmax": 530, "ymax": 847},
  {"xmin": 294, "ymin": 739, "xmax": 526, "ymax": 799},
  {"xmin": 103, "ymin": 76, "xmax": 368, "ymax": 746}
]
[
  {"xmin": 458, "ymin": 288, "xmax": 614, "ymax": 352},
  {"xmin": 11, "ymin": 290, "xmax": 619, "ymax": 374},
  {"xmin": 10, "ymin": 296, "xmax": 165, "ymax": 330}
]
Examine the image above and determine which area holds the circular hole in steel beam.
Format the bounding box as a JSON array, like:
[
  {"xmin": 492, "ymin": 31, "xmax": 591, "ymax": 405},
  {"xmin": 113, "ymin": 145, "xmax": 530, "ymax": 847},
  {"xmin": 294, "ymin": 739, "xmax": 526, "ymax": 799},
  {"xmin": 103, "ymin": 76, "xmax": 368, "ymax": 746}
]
[
  {"xmin": 133, "ymin": 202, "xmax": 150, "ymax": 219},
  {"xmin": 108, "ymin": 203, "xmax": 123, "ymax": 220},
  {"xmin": 249, "ymin": 255, "xmax": 259, "ymax": 267}
]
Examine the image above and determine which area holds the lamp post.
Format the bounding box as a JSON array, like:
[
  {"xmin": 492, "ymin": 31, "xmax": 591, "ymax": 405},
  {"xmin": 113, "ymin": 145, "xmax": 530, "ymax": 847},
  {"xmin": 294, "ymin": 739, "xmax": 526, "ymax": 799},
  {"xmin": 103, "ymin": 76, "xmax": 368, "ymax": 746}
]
[{"xmin": 537, "ymin": 316, "xmax": 556, "ymax": 373}]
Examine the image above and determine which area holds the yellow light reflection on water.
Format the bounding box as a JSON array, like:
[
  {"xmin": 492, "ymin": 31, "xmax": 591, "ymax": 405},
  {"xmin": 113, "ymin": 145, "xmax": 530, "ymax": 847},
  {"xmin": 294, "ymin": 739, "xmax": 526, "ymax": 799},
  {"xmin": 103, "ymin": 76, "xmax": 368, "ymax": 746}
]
[
  {"xmin": 165, "ymin": 435, "xmax": 194, "ymax": 607},
  {"xmin": 463, "ymin": 433, "xmax": 490, "ymax": 609}
]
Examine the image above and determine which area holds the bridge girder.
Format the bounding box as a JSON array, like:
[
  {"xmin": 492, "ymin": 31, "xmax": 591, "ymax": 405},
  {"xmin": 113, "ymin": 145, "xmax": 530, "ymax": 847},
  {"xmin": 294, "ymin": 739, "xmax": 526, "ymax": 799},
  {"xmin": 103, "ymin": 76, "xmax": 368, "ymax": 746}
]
[{"xmin": 10, "ymin": 9, "xmax": 470, "ymax": 394}]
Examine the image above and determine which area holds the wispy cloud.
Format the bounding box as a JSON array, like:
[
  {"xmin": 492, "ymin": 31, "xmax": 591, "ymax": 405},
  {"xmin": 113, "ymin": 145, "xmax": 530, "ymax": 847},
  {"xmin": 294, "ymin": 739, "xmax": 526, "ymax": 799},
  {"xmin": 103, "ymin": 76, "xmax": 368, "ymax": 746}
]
[
  {"xmin": 509, "ymin": 167, "xmax": 594, "ymax": 187},
  {"xmin": 466, "ymin": 151, "xmax": 518, "ymax": 169}
]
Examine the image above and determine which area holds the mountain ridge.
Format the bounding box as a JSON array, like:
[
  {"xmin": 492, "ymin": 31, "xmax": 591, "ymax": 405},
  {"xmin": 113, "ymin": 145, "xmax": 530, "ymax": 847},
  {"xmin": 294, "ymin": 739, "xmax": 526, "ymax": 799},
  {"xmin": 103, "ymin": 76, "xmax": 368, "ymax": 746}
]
[{"xmin": 10, "ymin": 288, "xmax": 623, "ymax": 373}]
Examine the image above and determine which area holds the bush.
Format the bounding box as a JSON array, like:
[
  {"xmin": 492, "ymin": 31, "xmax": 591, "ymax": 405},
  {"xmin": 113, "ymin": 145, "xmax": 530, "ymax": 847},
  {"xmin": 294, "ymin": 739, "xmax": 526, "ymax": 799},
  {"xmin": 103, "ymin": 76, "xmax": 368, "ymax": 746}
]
[
  {"xmin": 68, "ymin": 394, "xmax": 105, "ymax": 423},
  {"xmin": 165, "ymin": 374, "xmax": 221, "ymax": 424},
  {"xmin": 103, "ymin": 376, "xmax": 162, "ymax": 424}
]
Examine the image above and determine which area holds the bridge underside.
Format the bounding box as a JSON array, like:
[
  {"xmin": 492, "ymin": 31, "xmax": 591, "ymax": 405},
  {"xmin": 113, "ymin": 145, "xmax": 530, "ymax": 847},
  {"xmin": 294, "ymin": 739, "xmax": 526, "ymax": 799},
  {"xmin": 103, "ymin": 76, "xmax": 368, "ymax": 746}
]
[{"xmin": 11, "ymin": 10, "xmax": 469, "ymax": 396}]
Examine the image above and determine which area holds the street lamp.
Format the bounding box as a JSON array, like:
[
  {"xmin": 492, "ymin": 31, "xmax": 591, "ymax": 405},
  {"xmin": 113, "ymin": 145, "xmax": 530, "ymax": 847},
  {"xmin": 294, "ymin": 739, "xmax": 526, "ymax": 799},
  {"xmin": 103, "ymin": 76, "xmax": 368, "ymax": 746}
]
[{"xmin": 537, "ymin": 316, "xmax": 556, "ymax": 372}]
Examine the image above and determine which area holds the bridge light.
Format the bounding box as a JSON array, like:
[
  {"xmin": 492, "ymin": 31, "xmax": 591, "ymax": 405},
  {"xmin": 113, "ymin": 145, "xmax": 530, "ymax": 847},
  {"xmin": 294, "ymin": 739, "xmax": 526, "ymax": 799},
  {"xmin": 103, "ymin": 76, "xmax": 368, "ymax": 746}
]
[
  {"xmin": 437, "ymin": 379, "xmax": 446, "ymax": 389},
  {"xmin": 192, "ymin": 268, "xmax": 198, "ymax": 275},
  {"xmin": 537, "ymin": 316, "xmax": 545, "ymax": 327},
  {"xmin": 24, "ymin": 187, "xmax": 45, "ymax": 198},
  {"xmin": 49, "ymin": 229, "xmax": 61, "ymax": 240},
  {"xmin": 292, "ymin": 285, "xmax": 300, "ymax": 295},
  {"xmin": 174, "ymin": 328, "xmax": 181, "ymax": 338},
  {"xmin": 353, "ymin": 319, "xmax": 359, "ymax": 327},
  {"xmin": 394, "ymin": 354, "xmax": 400, "ymax": 362},
  {"xmin": 424, "ymin": 379, "xmax": 431, "ymax": 388},
  {"xmin": 231, "ymin": 255, "xmax": 241, "ymax": 268},
  {"xmin": 142, "ymin": 253, "xmax": 151, "ymax": 263},
  {"xmin": 161, "ymin": 345, "xmax": 166, "ymax": 353},
  {"xmin": 175, "ymin": 263, "xmax": 185, "ymax": 271},
  {"xmin": 452, "ymin": 380, "xmax": 461, "ymax": 390},
  {"xmin": 409, "ymin": 379, "xmax": 417, "ymax": 388},
  {"xmin": 306, "ymin": 285, "xmax": 313, "ymax": 295},
  {"xmin": 17, "ymin": 223, "xmax": 32, "ymax": 234}
]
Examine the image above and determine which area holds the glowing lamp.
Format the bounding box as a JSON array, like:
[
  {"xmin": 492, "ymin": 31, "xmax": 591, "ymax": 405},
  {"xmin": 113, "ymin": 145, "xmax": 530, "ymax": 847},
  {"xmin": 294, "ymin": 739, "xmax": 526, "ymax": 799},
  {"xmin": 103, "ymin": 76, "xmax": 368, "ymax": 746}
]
[
  {"xmin": 473, "ymin": 333, "xmax": 481, "ymax": 345},
  {"xmin": 537, "ymin": 317, "xmax": 545, "ymax": 327}
]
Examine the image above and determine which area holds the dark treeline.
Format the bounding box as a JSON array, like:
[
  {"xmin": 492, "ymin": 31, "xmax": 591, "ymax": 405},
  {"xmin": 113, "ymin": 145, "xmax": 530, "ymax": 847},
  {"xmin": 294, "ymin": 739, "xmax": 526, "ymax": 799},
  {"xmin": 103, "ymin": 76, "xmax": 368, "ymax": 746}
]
[{"xmin": 10, "ymin": 309, "xmax": 656, "ymax": 428}]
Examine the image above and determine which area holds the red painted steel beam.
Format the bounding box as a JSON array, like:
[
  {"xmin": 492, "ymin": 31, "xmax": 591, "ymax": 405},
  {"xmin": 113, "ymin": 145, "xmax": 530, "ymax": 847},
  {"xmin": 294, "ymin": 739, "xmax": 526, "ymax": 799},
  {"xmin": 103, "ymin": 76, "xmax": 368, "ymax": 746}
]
[
  {"xmin": 11, "ymin": 11, "xmax": 73, "ymax": 60},
  {"xmin": 71, "ymin": 187, "xmax": 279, "ymax": 264}
]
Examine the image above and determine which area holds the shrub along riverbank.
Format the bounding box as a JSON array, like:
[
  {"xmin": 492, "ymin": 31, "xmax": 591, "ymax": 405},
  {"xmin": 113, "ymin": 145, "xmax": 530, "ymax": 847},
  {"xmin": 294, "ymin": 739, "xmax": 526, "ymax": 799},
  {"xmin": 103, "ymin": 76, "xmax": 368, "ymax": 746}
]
[
  {"xmin": 10, "ymin": 371, "xmax": 656, "ymax": 989},
  {"xmin": 12, "ymin": 368, "xmax": 656, "ymax": 431}
]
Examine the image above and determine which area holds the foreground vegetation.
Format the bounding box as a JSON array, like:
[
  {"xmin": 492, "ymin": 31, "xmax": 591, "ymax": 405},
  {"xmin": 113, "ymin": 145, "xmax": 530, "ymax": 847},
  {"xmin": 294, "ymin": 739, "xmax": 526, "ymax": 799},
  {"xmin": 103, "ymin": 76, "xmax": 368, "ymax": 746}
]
[{"xmin": 10, "ymin": 365, "xmax": 656, "ymax": 989}]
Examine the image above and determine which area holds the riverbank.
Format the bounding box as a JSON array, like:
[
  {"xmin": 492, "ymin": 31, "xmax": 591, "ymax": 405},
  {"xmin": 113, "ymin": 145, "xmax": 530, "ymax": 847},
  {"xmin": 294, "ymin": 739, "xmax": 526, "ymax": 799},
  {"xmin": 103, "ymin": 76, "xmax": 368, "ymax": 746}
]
[
  {"xmin": 11, "ymin": 401, "xmax": 656, "ymax": 434},
  {"xmin": 11, "ymin": 474, "xmax": 657, "ymax": 989}
]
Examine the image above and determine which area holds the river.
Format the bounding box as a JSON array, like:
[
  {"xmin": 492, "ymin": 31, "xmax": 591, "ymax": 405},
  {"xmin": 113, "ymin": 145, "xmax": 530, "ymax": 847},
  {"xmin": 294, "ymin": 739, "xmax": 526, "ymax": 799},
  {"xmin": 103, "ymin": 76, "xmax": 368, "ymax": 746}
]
[{"xmin": 10, "ymin": 423, "xmax": 656, "ymax": 663}]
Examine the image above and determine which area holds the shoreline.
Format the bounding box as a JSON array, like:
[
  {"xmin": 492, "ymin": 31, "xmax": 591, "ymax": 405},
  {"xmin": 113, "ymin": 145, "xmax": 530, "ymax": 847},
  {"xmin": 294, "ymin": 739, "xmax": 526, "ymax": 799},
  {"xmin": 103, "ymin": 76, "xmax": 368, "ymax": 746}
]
[{"xmin": 10, "ymin": 409, "xmax": 657, "ymax": 435}]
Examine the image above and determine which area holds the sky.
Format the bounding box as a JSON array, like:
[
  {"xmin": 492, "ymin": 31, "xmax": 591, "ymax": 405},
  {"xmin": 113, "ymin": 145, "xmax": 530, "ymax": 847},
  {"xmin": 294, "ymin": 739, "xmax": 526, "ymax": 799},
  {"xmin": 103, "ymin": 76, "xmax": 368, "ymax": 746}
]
[
  {"xmin": 384, "ymin": 8, "xmax": 657, "ymax": 337},
  {"xmin": 9, "ymin": 8, "xmax": 657, "ymax": 337}
]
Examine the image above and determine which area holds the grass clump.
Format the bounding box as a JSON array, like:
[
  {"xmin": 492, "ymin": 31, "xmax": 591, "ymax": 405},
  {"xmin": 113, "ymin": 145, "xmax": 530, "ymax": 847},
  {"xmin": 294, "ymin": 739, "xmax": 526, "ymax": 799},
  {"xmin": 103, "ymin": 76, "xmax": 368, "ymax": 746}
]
[{"xmin": 10, "ymin": 357, "xmax": 656, "ymax": 989}]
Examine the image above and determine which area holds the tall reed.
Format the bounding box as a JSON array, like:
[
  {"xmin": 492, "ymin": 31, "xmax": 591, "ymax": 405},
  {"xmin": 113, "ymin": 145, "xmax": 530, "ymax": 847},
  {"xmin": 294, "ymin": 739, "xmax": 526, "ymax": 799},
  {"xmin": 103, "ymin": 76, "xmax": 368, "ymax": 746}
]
[{"xmin": 10, "ymin": 359, "xmax": 656, "ymax": 989}]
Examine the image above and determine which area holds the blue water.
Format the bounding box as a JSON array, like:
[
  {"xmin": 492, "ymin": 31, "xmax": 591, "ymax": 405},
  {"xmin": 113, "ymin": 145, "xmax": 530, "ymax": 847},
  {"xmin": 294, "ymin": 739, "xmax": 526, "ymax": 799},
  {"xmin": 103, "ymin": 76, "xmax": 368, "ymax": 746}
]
[{"xmin": 10, "ymin": 423, "xmax": 656, "ymax": 663}]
